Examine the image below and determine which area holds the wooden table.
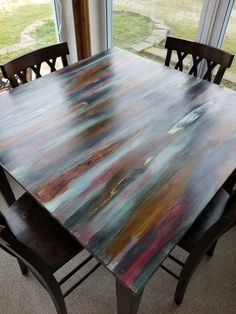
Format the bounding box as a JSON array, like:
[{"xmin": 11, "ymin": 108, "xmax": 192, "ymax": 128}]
[{"xmin": 0, "ymin": 48, "xmax": 236, "ymax": 313}]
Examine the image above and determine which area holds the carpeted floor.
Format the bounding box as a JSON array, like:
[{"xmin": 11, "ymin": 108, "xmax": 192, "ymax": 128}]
[{"xmin": 0, "ymin": 177, "xmax": 236, "ymax": 314}]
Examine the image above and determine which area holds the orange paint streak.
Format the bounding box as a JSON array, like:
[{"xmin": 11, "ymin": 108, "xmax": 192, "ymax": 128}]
[
  {"xmin": 120, "ymin": 203, "xmax": 183, "ymax": 286},
  {"xmin": 106, "ymin": 160, "xmax": 196, "ymax": 258}
]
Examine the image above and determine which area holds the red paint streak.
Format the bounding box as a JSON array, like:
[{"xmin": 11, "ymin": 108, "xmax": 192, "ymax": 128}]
[
  {"xmin": 120, "ymin": 203, "xmax": 183, "ymax": 286},
  {"xmin": 68, "ymin": 61, "xmax": 111, "ymax": 91}
]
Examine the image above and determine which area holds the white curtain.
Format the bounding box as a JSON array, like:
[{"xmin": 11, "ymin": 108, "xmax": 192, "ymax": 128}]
[{"xmin": 51, "ymin": 0, "xmax": 77, "ymax": 63}]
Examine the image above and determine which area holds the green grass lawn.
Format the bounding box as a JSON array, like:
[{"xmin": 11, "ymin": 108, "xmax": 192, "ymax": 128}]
[
  {"xmin": 113, "ymin": 0, "xmax": 236, "ymax": 90},
  {"xmin": 33, "ymin": 19, "xmax": 56, "ymax": 48},
  {"xmin": 0, "ymin": 1, "xmax": 235, "ymax": 90},
  {"xmin": 113, "ymin": 0, "xmax": 203, "ymax": 44},
  {"xmin": 0, "ymin": 4, "xmax": 56, "ymax": 64},
  {"xmin": 0, "ymin": 48, "xmax": 34, "ymax": 64},
  {"xmin": 222, "ymin": 2, "xmax": 236, "ymax": 72},
  {"xmin": 113, "ymin": 11, "xmax": 153, "ymax": 48},
  {"xmin": 0, "ymin": 7, "xmax": 152, "ymax": 63},
  {"xmin": 156, "ymin": 0, "xmax": 236, "ymax": 73},
  {"xmin": 113, "ymin": 1, "xmax": 235, "ymax": 70},
  {"xmin": 0, "ymin": 4, "xmax": 52, "ymax": 47},
  {"xmin": 155, "ymin": 0, "xmax": 203, "ymax": 40}
]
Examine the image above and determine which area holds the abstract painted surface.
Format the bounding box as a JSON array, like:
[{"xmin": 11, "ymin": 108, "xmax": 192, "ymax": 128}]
[{"xmin": 0, "ymin": 48, "xmax": 236, "ymax": 294}]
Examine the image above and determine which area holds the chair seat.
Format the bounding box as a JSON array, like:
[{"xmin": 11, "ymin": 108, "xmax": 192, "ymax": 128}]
[
  {"xmin": 4, "ymin": 193, "xmax": 83, "ymax": 270},
  {"xmin": 179, "ymin": 188, "xmax": 229, "ymax": 252}
]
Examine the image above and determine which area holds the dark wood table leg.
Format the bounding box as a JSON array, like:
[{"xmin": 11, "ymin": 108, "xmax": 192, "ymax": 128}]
[
  {"xmin": 116, "ymin": 280, "xmax": 143, "ymax": 314},
  {"xmin": 0, "ymin": 166, "xmax": 16, "ymax": 206}
]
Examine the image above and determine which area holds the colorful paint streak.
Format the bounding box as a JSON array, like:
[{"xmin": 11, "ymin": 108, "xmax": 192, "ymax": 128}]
[{"xmin": 0, "ymin": 48, "xmax": 236, "ymax": 294}]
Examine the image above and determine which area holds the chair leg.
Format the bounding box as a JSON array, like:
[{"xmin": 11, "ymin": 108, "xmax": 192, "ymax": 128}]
[
  {"xmin": 43, "ymin": 279, "xmax": 67, "ymax": 314},
  {"xmin": 174, "ymin": 243, "xmax": 211, "ymax": 305},
  {"xmin": 17, "ymin": 258, "xmax": 29, "ymax": 275},
  {"xmin": 9, "ymin": 236, "xmax": 68, "ymax": 314},
  {"xmin": 29, "ymin": 264, "xmax": 67, "ymax": 314},
  {"xmin": 206, "ymin": 241, "xmax": 217, "ymax": 257},
  {"xmin": 0, "ymin": 167, "xmax": 16, "ymax": 206},
  {"xmin": 174, "ymin": 215, "xmax": 231, "ymax": 306},
  {"xmin": 174, "ymin": 255, "xmax": 197, "ymax": 305}
]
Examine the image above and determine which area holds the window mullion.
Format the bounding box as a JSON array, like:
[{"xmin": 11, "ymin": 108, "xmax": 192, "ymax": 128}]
[
  {"xmin": 106, "ymin": 0, "xmax": 113, "ymax": 49},
  {"xmin": 196, "ymin": 0, "xmax": 234, "ymax": 77}
]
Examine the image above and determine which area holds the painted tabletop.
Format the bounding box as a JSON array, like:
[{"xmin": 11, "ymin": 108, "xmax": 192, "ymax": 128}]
[{"xmin": 0, "ymin": 48, "xmax": 236, "ymax": 294}]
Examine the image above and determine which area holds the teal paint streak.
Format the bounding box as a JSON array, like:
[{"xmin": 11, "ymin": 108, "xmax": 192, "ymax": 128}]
[{"xmin": 0, "ymin": 48, "xmax": 236, "ymax": 294}]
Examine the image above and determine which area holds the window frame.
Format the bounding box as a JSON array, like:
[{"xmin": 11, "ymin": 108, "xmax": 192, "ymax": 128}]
[
  {"xmin": 106, "ymin": 0, "xmax": 235, "ymax": 56},
  {"xmin": 52, "ymin": 0, "xmax": 91, "ymax": 62}
]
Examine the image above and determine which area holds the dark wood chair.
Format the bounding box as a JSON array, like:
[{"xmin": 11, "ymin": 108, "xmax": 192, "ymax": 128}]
[
  {"xmin": 0, "ymin": 166, "xmax": 16, "ymax": 207},
  {"xmin": 164, "ymin": 36, "xmax": 234, "ymax": 84},
  {"xmin": 223, "ymin": 169, "xmax": 236, "ymax": 194},
  {"xmin": 0, "ymin": 42, "xmax": 69, "ymax": 88},
  {"xmin": 0, "ymin": 42, "xmax": 70, "ymax": 209},
  {"xmin": 0, "ymin": 193, "xmax": 100, "ymax": 314},
  {"xmin": 161, "ymin": 188, "xmax": 236, "ymax": 305}
]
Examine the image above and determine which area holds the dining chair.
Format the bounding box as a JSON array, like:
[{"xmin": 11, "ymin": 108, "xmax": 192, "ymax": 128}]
[
  {"xmin": 0, "ymin": 166, "xmax": 16, "ymax": 207},
  {"xmin": 0, "ymin": 42, "xmax": 70, "ymax": 207},
  {"xmin": 164, "ymin": 36, "xmax": 234, "ymax": 84},
  {"xmin": 0, "ymin": 42, "xmax": 69, "ymax": 88},
  {"xmin": 223, "ymin": 169, "xmax": 236, "ymax": 194},
  {"xmin": 160, "ymin": 187, "xmax": 236, "ymax": 305},
  {"xmin": 0, "ymin": 192, "xmax": 100, "ymax": 314}
]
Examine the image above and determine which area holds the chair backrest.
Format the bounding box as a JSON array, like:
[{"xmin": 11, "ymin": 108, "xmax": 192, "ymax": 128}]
[
  {"xmin": 165, "ymin": 36, "xmax": 234, "ymax": 85},
  {"xmin": 0, "ymin": 211, "xmax": 17, "ymax": 246},
  {"xmin": 0, "ymin": 224, "xmax": 4, "ymax": 235},
  {"xmin": 222, "ymin": 191, "xmax": 236, "ymax": 222},
  {"xmin": 196, "ymin": 191, "xmax": 236, "ymax": 252},
  {"xmin": 0, "ymin": 211, "xmax": 21, "ymax": 264},
  {"xmin": 0, "ymin": 42, "xmax": 69, "ymax": 88},
  {"xmin": 0, "ymin": 209, "xmax": 48, "ymax": 276}
]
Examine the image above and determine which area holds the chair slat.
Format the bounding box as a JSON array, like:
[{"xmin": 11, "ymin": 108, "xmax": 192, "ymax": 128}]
[
  {"xmin": 0, "ymin": 42, "xmax": 69, "ymax": 88},
  {"xmin": 0, "ymin": 192, "xmax": 99, "ymax": 313},
  {"xmin": 165, "ymin": 36, "xmax": 234, "ymax": 85}
]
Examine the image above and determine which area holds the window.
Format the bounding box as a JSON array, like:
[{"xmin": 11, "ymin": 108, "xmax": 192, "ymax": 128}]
[
  {"xmin": 0, "ymin": 0, "xmax": 58, "ymax": 91},
  {"xmin": 221, "ymin": 1, "xmax": 236, "ymax": 90},
  {"xmin": 0, "ymin": 0, "xmax": 57, "ymax": 64},
  {"xmin": 107, "ymin": 0, "xmax": 236, "ymax": 89},
  {"xmin": 112, "ymin": 0, "xmax": 203, "ymax": 63}
]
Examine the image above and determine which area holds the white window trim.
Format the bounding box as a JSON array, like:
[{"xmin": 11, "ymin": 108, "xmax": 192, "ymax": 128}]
[
  {"xmin": 196, "ymin": 0, "xmax": 234, "ymax": 76},
  {"xmin": 51, "ymin": 0, "xmax": 62, "ymax": 42},
  {"xmin": 89, "ymin": 0, "xmax": 108, "ymax": 55},
  {"xmin": 53, "ymin": 0, "xmax": 110, "ymax": 58},
  {"xmin": 106, "ymin": 0, "xmax": 113, "ymax": 49},
  {"xmin": 197, "ymin": 0, "xmax": 234, "ymax": 48},
  {"xmin": 51, "ymin": 0, "xmax": 77, "ymax": 64}
]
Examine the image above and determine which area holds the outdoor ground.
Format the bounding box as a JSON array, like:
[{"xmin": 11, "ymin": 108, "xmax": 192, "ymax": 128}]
[
  {"xmin": 0, "ymin": 1, "xmax": 55, "ymax": 64},
  {"xmin": 0, "ymin": 0, "xmax": 235, "ymax": 89},
  {"xmin": 114, "ymin": 0, "xmax": 236, "ymax": 90},
  {"xmin": 113, "ymin": 0, "xmax": 236, "ymax": 73}
]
